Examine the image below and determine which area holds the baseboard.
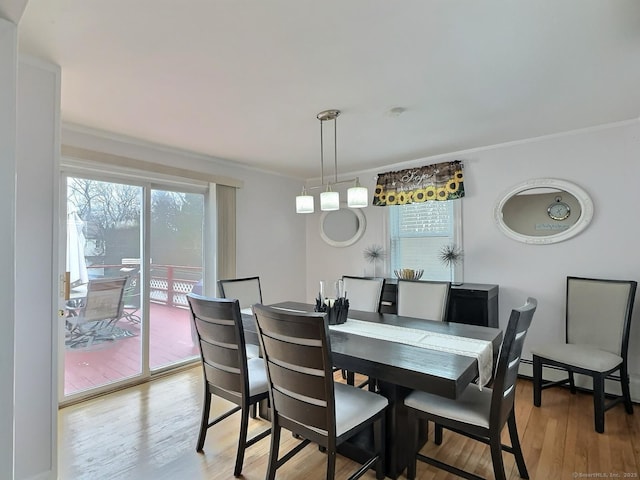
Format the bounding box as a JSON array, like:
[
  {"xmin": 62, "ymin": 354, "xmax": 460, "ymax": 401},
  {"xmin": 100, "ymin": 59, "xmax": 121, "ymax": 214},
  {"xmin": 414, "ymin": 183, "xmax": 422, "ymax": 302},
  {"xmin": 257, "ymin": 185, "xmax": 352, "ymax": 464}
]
[{"xmin": 518, "ymin": 359, "xmax": 640, "ymax": 403}]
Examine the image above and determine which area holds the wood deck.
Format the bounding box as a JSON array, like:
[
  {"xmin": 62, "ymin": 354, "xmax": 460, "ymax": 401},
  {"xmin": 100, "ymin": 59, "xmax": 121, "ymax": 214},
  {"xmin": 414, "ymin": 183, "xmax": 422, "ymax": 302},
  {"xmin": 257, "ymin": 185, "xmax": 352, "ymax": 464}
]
[{"xmin": 64, "ymin": 303, "xmax": 200, "ymax": 396}]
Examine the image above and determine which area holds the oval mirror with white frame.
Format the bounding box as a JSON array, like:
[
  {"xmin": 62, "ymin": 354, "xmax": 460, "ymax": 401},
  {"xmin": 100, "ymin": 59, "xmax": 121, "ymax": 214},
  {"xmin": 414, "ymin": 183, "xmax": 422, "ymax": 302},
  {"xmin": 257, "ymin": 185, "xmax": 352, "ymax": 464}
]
[
  {"xmin": 494, "ymin": 178, "xmax": 594, "ymax": 244},
  {"xmin": 319, "ymin": 207, "xmax": 366, "ymax": 247}
]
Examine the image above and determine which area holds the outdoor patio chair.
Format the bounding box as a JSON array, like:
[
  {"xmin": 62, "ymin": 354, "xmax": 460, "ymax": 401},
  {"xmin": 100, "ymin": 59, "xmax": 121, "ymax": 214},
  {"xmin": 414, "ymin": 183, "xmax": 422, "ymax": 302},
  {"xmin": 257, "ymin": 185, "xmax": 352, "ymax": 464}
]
[
  {"xmin": 65, "ymin": 276, "xmax": 129, "ymax": 348},
  {"xmin": 119, "ymin": 258, "xmax": 142, "ymax": 324},
  {"xmin": 119, "ymin": 276, "xmax": 141, "ymax": 324}
]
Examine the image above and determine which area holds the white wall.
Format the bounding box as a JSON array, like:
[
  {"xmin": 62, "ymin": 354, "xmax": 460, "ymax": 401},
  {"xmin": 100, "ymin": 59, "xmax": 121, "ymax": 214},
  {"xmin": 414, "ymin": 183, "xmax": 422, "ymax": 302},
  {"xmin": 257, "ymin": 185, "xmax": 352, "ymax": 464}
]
[
  {"xmin": 61, "ymin": 126, "xmax": 309, "ymax": 305},
  {"xmin": 0, "ymin": 16, "xmax": 18, "ymax": 480},
  {"xmin": 306, "ymin": 120, "xmax": 640, "ymax": 398},
  {"xmin": 14, "ymin": 57, "xmax": 60, "ymax": 480}
]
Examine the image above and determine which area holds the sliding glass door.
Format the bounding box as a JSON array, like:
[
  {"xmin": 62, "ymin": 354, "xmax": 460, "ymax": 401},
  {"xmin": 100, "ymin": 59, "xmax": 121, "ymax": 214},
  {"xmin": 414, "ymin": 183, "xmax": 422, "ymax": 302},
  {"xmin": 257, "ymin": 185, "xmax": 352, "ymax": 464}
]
[
  {"xmin": 149, "ymin": 188, "xmax": 203, "ymax": 371},
  {"xmin": 61, "ymin": 175, "xmax": 204, "ymax": 401}
]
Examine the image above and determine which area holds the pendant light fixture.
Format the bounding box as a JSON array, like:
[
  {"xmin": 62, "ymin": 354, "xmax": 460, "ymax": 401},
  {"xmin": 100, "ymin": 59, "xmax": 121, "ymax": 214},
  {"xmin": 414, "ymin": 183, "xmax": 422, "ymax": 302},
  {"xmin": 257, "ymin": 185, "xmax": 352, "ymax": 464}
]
[
  {"xmin": 295, "ymin": 186, "xmax": 314, "ymax": 213},
  {"xmin": 295, "ymin": 109, "xmax": 369, "ymax": 213},
  {"xmin": 347, "ymin": 179, "xmax": 368, "ymax": 208}
]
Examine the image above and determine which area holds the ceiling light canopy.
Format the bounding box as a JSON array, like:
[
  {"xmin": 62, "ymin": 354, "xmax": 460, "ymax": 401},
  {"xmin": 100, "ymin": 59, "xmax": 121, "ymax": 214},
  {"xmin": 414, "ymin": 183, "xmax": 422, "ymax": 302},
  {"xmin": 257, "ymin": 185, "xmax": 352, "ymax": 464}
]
[{"xmin": 295, "ymin": 110, "xmax": 369, "ymax": 213}]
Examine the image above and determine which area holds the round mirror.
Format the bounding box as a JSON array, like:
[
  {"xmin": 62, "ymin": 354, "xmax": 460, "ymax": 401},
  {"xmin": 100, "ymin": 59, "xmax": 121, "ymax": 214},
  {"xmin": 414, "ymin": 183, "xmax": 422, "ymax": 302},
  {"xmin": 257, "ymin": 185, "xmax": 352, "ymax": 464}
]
[
  {"xmin": 494, "ymin": 178, "xmax": 594, "ymax": 244},
  {"xmin": 319, "ymin": 207, "xmax": 366, "ymax": 247}
]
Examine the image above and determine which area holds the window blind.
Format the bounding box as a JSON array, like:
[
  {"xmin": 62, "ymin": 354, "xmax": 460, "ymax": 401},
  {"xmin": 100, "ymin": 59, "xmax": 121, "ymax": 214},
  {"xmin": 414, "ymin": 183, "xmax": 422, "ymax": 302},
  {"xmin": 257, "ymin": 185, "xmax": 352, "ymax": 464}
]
[{"xmin": 390, "ymin": 201, "xmax": 457, "ymax": 281}]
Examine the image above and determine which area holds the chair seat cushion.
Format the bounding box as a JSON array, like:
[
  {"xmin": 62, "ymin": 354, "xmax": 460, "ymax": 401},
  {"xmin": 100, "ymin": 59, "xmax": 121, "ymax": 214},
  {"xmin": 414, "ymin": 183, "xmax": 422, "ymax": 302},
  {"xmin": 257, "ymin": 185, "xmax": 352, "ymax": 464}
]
[
  {"xmin": 334, "ymin": 382, "xmax": 388, "ymax": 437},
  {"xmin": 247, "ymin": 357, "xmax": 268, "ymax": 397},
  {"xmin": 404, "ymin": 385, "xmax": 492, "ymax": 429},
  {"xmin": 531, "ymin": 344, "xmax": 622, "ymax": 373}
]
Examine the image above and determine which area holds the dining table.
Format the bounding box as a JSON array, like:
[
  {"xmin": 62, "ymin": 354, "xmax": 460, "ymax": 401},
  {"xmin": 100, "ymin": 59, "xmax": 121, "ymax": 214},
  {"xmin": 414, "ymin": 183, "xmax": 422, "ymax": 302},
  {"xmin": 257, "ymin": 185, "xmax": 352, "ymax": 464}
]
[{"xmin": 242, "ymin": 301, "xmax": 503, "ymax": 479}]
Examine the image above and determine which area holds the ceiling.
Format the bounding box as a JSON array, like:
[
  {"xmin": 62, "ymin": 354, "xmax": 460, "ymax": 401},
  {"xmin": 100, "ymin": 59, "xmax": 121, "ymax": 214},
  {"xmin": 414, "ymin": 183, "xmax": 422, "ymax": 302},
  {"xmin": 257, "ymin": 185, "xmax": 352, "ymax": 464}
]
[{"xmin": 15, "ymin": 0, "xmax": 640, "ymax": 179}]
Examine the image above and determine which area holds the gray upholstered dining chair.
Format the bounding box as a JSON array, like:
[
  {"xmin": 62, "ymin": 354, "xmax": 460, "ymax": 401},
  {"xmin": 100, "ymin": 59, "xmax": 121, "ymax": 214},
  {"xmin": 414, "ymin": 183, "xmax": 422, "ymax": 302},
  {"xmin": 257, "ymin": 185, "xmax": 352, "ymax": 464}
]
[
  {"xmin": 218, "ymin": 276, "xmax": 263, "ymax": 310},
  {"xmin": 341, "ymin": 276, "xmax": 385, "ymax": 389},
  {"xmin": 186, "ymin": 294, "xmax": 271, "ymax": 477},
  {"xmin": 342, "ymin": 276, "xmax": 385, "ymax": 313},
  {"xmin": 404, "ymin": 297, "xmax": 537, "ymax": 480},
  {"xmin": 531, "ymin": 276, "xmax": 637, "ymax": 433},
  {"xmin": 218, "ymin": 276, "xmax": 262, "ymax": 358},
  {"xmin": 397, "ymin": 279, "xmax": 451, "ymax": 321},
  {"xmin": 253, "ymin": 304, "xmax": 388, "ymax": 480}
]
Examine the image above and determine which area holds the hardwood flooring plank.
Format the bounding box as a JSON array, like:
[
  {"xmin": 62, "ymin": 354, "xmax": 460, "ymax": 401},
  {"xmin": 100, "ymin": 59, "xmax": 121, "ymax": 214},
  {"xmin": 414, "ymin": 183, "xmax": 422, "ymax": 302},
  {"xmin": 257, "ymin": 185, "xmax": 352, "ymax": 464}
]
[{"xmin": 59, "ymin": 368, "xmax": 640, "ymax": 479}]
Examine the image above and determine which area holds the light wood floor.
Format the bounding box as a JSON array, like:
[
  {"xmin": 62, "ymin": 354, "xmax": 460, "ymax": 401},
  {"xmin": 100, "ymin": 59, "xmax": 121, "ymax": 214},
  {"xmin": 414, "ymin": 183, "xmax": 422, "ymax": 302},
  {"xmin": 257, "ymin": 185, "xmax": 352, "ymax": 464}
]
[{"xmin": 58, "ymin": 366, "xmax": 640, "ymax": 479}]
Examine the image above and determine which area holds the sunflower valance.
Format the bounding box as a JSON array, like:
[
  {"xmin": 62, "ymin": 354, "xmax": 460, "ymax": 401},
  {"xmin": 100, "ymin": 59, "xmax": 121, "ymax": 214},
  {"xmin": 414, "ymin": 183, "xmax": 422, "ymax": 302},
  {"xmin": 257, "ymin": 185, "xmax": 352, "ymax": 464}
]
[{"xmin": 372, "ymin": 160, "xmax": 464, "ymax": 206}]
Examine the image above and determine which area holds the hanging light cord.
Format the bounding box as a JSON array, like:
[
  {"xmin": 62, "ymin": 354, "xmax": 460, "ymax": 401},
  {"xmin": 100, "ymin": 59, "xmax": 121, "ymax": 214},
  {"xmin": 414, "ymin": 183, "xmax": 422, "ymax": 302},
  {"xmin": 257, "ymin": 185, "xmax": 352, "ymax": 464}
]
[
  {"xmin": 320, "ymin": 115, "xmax": 325, "ymax": 186},
  {"xmin": 305, "ymin": 109, "xmax": 364, "ymax": 191},
  {"xmin": 333, "ymin": 114, "xmax": 338, "ymax": 184}
]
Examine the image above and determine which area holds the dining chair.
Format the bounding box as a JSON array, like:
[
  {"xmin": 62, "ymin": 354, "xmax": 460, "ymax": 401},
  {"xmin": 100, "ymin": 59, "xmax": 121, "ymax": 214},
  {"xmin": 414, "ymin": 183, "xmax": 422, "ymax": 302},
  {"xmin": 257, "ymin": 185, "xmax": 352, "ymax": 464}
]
[
  {"xmin": 186, "ymin": 294, "xmax": 271, "ymax": 477},
  {"xmin": 404, "ymin": 297, "xmax": 537, "ymax": 480},
  {"xmin": 65, "ymin": 276, "xmax": 129, "ymax": 348},
  {"xmin": 218, "ymin": 276, "xmax": 262, "ymax": 358},
  {"xmin": 397, "ymin": 279, "xmax": 451, "ymax": 321},
  {"xmin": 531, "ymin": 276, "xmax": 637, "ymax": 433},
  {"xmin": 340, "ymin": 276, "xmax": 385, "ymax": 389},
  {"xmin": 253, "ymin": 304, "xmax": 388, "ymax": 480},
  {"xmin": 342, "ymin": 276, "xmax": 385, "ymax": 312},
  {"xmin": 218, "ymin": 276, "xmax": 262, "ymax": 310}
]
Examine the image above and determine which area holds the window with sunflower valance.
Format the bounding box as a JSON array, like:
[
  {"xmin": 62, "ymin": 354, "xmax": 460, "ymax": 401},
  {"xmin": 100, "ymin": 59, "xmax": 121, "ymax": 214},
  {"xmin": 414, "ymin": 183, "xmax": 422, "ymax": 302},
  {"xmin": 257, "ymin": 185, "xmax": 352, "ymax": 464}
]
[{"xmin": 373, "ymin": 160, "xmax": 464, "ymax": 206}]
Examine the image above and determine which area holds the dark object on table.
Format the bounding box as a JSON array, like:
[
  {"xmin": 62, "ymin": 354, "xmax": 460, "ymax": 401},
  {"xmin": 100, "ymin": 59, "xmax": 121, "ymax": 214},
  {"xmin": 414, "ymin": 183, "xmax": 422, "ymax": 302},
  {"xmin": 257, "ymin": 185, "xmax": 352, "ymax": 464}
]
[{"xmin": 315, "ymin": 295, "xmax": 349, "ymax": 325}]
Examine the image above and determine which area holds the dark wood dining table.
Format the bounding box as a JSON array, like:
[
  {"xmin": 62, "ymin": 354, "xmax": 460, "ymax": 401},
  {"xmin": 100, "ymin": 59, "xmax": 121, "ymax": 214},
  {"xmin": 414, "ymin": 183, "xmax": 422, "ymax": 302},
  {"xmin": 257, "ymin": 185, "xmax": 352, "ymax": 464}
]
[{"xmin": 242, "ymin": 301, "xmax": 503, "ymax": 479}]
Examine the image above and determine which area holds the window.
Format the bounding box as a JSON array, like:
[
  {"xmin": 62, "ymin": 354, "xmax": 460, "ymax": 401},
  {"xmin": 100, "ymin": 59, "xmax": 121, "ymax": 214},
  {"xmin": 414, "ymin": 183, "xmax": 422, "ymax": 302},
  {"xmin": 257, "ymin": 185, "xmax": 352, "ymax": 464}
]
[{"xmin": 389, "ymin": 200, "xmax": 462, "ymax": 281}]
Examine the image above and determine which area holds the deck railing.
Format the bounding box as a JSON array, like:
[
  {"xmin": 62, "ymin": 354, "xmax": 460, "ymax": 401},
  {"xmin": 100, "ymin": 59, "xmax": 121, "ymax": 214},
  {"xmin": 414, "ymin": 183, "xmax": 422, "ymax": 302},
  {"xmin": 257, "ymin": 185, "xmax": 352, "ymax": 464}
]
[{"xmin": 87, "ymin": 263, "xmax": 202, "ymax": 308}]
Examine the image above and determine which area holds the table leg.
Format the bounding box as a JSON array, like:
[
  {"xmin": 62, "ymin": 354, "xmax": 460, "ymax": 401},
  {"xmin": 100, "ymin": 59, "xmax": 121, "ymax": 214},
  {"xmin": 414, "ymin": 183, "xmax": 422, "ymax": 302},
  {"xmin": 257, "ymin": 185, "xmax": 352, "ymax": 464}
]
[{"xmin": 376, "ymin": 380, "xmax": 428, "ymax": 479}]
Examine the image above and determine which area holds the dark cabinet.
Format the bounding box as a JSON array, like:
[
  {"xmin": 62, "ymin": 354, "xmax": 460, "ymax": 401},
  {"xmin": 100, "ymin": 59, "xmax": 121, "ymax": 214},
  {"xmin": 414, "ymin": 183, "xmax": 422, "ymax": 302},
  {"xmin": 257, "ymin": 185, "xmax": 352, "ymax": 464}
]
[{"xmin": 380, "ymin": 280, "xmax": 499, "ymax": 328}]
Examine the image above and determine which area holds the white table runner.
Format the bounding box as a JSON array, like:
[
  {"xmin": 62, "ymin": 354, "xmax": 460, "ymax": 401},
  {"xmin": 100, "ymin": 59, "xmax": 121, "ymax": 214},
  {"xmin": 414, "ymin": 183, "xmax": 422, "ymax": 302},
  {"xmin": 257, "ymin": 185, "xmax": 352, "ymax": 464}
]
[
  {"xmin": 244, "ymin": 306, "xmax": 312, "ymax": 316},
  {"xmin": 329, "ymin": 318, "xmax": 493, "ymax": 388}
]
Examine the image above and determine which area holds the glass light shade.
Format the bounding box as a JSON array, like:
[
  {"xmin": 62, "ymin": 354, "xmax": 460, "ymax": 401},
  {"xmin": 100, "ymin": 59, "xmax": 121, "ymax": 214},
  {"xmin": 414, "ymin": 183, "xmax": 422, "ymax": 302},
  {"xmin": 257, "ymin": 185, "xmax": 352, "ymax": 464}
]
[
  {"xmin": 296, "ymin": 194, "xmax": 314, "ymax": 213},
  {"xmin": 320, "ymin": 191, "xmax": 340, "ymax": 211},
  {"xmin": 347, "ymin": 185, "xmax": 368, "ymax": 208}
]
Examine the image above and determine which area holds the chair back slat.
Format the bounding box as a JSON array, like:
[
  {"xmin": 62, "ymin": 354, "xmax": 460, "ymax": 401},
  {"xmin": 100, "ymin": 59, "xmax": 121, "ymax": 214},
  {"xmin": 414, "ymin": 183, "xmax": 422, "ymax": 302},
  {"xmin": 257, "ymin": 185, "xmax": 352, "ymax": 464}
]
[
  {"xmin": 195, "ymin": 317, "xmax": 240, "ymax": 349},
  {"xmin": 492, "ymin": 297, "xmax": 537, "ymax": 424},
  {"xmin": 255, "ymin": 307, "xmax": 327, "ymax": 341},
  {"xmin": 397, "ymin": 279, "xmax": 451, "ymax": 321},
  {"xmin": 268, "ymin": 358, "xmax": 327, "ymax": 401},
  {"xmin": 566, "ymin": 277, "xmax": 637, "ymax": 356},
  {"xmin": 199, "ymin": 339, "xmax": 240, "ymax": 371},
  {"xmin": 253, "ymin": 305, "xmax": 335, "ymax": 437},
  {"xmin": 187, "ymin": 294, "xmax": 249, "ymax": 400},
  {"xmin": 271, "ymin": 389, "xmax": 329, "ymax": 432},
  {"xmin": 342, "ymin": 276, "xmax": 385, "ymax": 312},
  {"xmin": 261, "ymin": 335, "xmax": 324, "ymax": 371},
  {"xmin": 218, "ymin": 276, "xmax": 262, "ymax": 310},
  {"xmin": 203, "ymin": 363, "xmax": 243, "ymax": 394}
]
